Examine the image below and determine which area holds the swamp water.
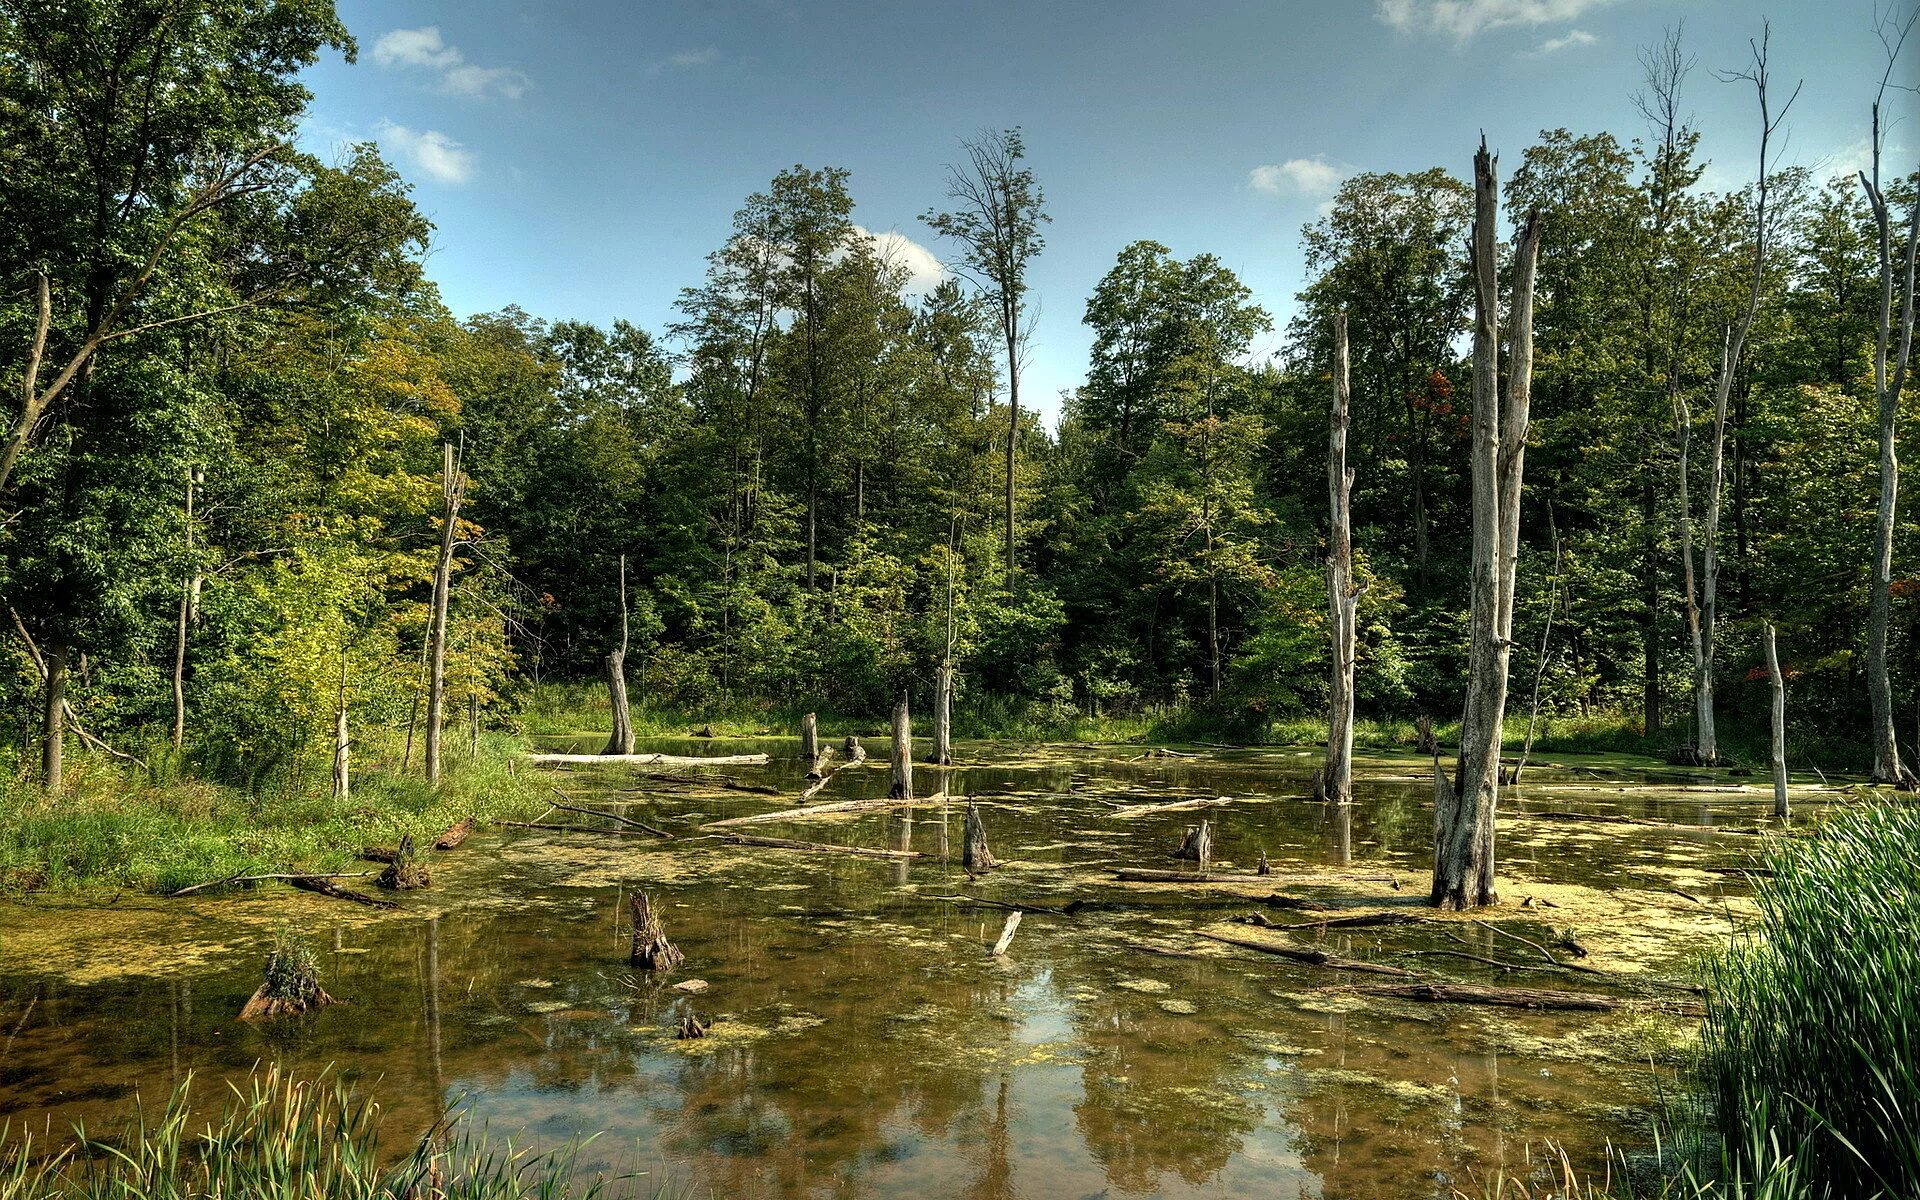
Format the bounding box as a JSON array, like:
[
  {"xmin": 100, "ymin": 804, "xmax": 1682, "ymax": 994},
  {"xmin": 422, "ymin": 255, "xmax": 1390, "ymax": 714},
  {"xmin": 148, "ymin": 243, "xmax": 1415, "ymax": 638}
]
[{"xmin": 0, "ymin": 740, "xmax": 1795, "ymax": 1198}]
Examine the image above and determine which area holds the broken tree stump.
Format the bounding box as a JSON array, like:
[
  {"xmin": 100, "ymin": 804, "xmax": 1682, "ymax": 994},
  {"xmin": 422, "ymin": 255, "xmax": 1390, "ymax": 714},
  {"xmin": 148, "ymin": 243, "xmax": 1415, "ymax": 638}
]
[
  {"xmin": 963, "ymin": 801, "xmax": 997, "ymax": 873},
  {"xmin": 1415, "ymin": 715, "xmax": 1438, "ymax": 756},
  {"xmin": 1172, "ymin": 820, "xmax": 1213, "ymax": 867},
  {"xmin": 988, "ymin": 911, "xmax": 1022, "ymax": 956},
  {"xmin": 800, "ymin": 711, "xmax": 819, "ymax": 762},
  {"xmin": 842, "ymin": 736, "xmax": 867, "ymax": 765},
  {"xmin": 1256, "ymin": 850, "xmax": 1271, "ymax": 875},
  {"xmin": 629, "ymin": 893, "xmax": 684, "ymax": 972},
  {"xmin": 676, "ymin": 1012, "xmax": 709, "ymax": 1039},
  {"xmin": 889, "ymin": 694, "xmax": 913, "ymax": 799},
  {"xmin": 237, "ymin": 936, "xmax": 337, "ymax": 1020},
  {"xmin": 376, "ymin": 834, "xmax": 430, "ymax": 890}
]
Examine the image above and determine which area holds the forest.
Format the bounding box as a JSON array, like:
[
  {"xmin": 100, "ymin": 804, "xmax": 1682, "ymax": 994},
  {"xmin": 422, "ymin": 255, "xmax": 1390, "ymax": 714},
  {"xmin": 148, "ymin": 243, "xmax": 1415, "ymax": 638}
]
[{"xmin": 1, "ymin": 2, "xmax": 1918, "ymax": 1200}]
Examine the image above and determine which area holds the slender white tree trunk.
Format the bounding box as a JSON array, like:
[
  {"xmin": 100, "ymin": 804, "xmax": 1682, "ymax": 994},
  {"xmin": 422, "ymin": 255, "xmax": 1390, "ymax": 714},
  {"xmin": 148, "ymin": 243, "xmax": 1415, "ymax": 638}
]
[
  {"xmin": 603, "ymin": 554, "xmax": 635, "ymax": 756},
  {"xmin": 1763, "ymin": 621, "xmax": 1787, "ymax": 819},
  {"xmin": 1322, "ymin": 310, "xmax": 1358, "ymax": 805},
  {"xmin": 425, "ymin": 442, "xmax": 464, "ymax": 788},
  {"xmin": 889, "ymin": 693, "xmax": 913, "ymax": 799}
]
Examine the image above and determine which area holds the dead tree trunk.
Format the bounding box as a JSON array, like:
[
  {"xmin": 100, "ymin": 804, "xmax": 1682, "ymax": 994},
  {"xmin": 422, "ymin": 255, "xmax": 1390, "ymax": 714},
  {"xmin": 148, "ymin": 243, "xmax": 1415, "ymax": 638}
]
[
  {"xmin": 931, "ymin": 665, "xmax": 953, "ymax": 765},
  {"xmin": 41, "ymin": 641, "xmax": 67, "ymax": 794},
  {"xmin": 331, "ymin": 657, "xmax": 350, "ymax": 801},
  {"xmin": 425, "ymin": 442, "xmax": 465, "ymax": 788},
  {"xmin": 1861, "ymin": 41, "xmax": 1920, "ymax": 787},
  {"xmin": 800, "ymin": 712, "xmax": 819, "ymax": 762},
  {"xmin": 1323, "ymin": 310, "xmax": 1359, "ymax": 805},
  {"xmin": 170, "ymin": 466, "xmax": 203, "ymax": 753},
  {"xmin": 629, "ymin": 893, "xmax": 684, "ymax": 971},
  {"xmin": 603, "ymin": 554, "xmax": 635, "ymax": 756},
  {"xmin": 963, "ymin": 801, "xmax": 997, "ymax": 872},
  {"xmin": 1433, "ymin": 141, "xmax": 1539, "ymax": 911},
  {"xmin": 1764, "ymin": 621, "xmax": 1788, "ymax": 819},
  {"xmin": 1172, "ymin": 819, "xmax": 1213, "ymax": 867},
  {"xmin": 889, "ymin": 693, "xmax": 913, "ymax": 799}
]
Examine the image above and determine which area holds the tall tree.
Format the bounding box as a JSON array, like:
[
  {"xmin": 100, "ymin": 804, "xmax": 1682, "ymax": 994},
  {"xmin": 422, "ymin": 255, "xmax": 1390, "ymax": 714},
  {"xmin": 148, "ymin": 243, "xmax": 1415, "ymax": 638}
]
[{"xmin": 925, "ymin": 129, "xmax": 1048, "ymax": 589}]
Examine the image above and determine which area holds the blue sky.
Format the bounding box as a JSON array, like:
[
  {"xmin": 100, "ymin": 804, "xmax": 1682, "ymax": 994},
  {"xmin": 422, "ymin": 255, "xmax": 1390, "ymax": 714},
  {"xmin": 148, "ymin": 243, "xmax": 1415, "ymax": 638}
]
[{"xmin": 301, "ymin": 0, "xmax": 1909, "ymax": 423}]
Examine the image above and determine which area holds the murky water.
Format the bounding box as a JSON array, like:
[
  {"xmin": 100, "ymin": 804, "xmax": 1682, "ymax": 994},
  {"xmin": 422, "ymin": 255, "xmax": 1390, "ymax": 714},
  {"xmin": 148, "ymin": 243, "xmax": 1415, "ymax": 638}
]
[{"xmin": 0, "ymin": 738, "xmax": 1788, "ymax": 1198}]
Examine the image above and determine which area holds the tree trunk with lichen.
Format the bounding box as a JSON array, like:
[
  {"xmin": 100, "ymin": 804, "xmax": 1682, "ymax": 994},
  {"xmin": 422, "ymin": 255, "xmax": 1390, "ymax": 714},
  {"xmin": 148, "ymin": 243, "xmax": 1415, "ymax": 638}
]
[{"xmin": 1323, "ymin": 310, "xmax": 1358, "ymax": 806}]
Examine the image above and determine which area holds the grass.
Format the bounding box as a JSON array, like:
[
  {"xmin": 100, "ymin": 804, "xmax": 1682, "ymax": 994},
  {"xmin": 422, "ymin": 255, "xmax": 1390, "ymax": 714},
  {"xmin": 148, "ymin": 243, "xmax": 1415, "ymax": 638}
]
[
  {"xmin": 0, "ymin": 1066, "xmax": 683, "ymax": 1199},
  {"xmin": 0, "ymin": 728, "xmax": 550, "ymax": 897}
]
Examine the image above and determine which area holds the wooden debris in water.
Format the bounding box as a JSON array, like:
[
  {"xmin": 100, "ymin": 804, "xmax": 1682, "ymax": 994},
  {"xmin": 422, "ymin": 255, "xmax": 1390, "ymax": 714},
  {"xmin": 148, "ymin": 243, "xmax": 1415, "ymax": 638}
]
[
  {"xmin": 1110, "ymin": 795, "xmax": 1231, "ymax": 818},
  {"xmin": 676, "ymin": 1012, "xmax": 709, "ymax": 1038},
  {"xmin": 1114, "ymin": 868, "xmax": 1396, "ymax": 886},
  {"xmin": 1256, "ymin": 850, "xmax": 1270, "ymax": 875},
  {"xmin": 376, "ymin": 835, "xmax": 430, "ymax": 890},
  {"xmin": 498, "ymin": 820, "xmax": 671, "ymax": 839},
  {"xmin": 964, "ymin": 801, "xmax": 997, "ymax": 873},
  {"xmin": 290, "ymin": 875, "xmax": 398, "ymax": 909},
  {"xmin": 988, "ymin": 911, "xmax": 1023, "ymax": 956},
  {"xmin": 1245, "ymin": 911, "xmax": 1426, "ymax": 932},
  {"xmin": 1194, "ymin": 929, "xmax": 1418, "ymax": 977},
  {"xmin": 526, "ymin": 751, "xmax": 769, "ymax": 767},
  {"xmin": 432, "ymin": 817, "xmax": 474, "ymax": 850},
  {"xmin": 842, "ymin": 736, "xmax": 867, "ymax": 765},
  {"xmin": 888, "ymin": 694, "xmax": 913, "ymax": 799},
  {"xmin": 237, "ymin": 937, "xmax": 337, "ymax": 1020},
  {"xmin": 358, "ymin": 847, "xmax": 400, "ymax": 864},
  {"xmin": 1172, "ymin": 820, "xmax": 1213, "ymax": 866},
  {"xmin": 1335, "ymin": 981, "xmax": 1634, "ymax": 1012},
  {"xmin": 547, "ymin": 792, "xmax": 675, "ymax": 838},
  {"xmin": 799, "ymin": 712, "xmax": 818, "ymax": 762},
  {"xmin": 721, "ymin": 834, "xmax": 921, "ymax": 859},
  {"xmin": 706, "ymin": 793, "xmax": 949, "ymax": 829},
  {"xmin": 629, "ymin": 893, "xmax": 684, "ymax": 972}
]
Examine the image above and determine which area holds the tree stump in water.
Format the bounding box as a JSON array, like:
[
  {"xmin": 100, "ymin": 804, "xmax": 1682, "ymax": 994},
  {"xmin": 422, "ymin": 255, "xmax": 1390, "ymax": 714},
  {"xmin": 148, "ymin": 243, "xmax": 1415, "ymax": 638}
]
[
  {"xmin": 963, "ymin": 802, "xmax": 997, "ymax": 873},
  {"xmin": 630, "ymin": 893, "xmax": 684, "ymax": 971},
  {"xmin": 237, "ymin": 937, "xmax": 337, "ymax": 1020},
  {"xmin": 602, "ymin": 649, "xmax": 635, "ymax": 755},
  {"xmin": 1256, "ymin": 850, "xmax": 1271, "ymax": 876},
  {"xmin": 842, "ymin": 735, "xmax": 867, "ymax": 765},
  {"xmin": 889, "ymin": 694, "xmax": 914, "ymax": 799},
  {"xmin": 1172, "ymin": 820, "xmax": 1213, "ymax": 867},
  {"xmin": 377, "ymin": 835, "xmax": 431, "ymax": 890},
  {"xmin": 1415, "ymin": 715, "xmax": 1437, "ymax": 756},
  {"xmin": 676, "ymin": 1012, "xmax": 709, "ymax": 1039},
  {"xmin": 800, "ymin": 712, "xmax": 819, "ymax": 761},
  {"xmin": 930, "ymin": 665, "xmax": 953, "ymax": 765}
]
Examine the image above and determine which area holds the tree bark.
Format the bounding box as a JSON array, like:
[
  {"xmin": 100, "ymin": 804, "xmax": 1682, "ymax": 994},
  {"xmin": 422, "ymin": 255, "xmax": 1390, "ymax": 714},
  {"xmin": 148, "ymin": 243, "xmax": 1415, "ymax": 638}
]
[
  {"xmin": 1323, "ymin": 310, "xmax": 1358, "ymax": 805},
  {"xmin": 425, "ymin": 442, "xmax": 464, "ymax": 788},
  {"xmin": 331, "ymin": 658, "xmax": 350, "ymax": 801},
  {"xmin": 170, "ymin": 466, "xmax": 202, "ymax": 753},
  {"xmin": 41, "ymin": 642, "xmax": 67, "ymax": 794},
  {"xmin": 889, "ymin": 693, "xmax": 913, "ymax": 799},
  {"xmin": 1433, "ymin": 142, "xmax": 1538, "ymax": 911},
  {"xmin": 931, "ymin": 665, "xmax": 953, "ymax": 765},
  {"xmin": 1763, "ymin": 621, "xmax": 1788, "ymax": 819},
  {"xmin": 800, "ymin": 711, "xmax": 819, "ymax": 761},
  {"xmin": 964, "ymin": 801, "xmax": 997, "ymax": 872},
  {"xmin": 603, "ymin": 554, "xmax": 635, "ymax": 755}
]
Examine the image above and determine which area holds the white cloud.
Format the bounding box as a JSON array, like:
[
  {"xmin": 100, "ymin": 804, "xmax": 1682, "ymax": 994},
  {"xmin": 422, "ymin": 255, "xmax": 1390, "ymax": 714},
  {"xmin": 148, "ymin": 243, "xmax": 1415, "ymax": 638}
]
[
  {"xmin": 376, "ymin": 121, "xmax": 476, "ymax": 185},
  {"xmin": 1530, "ymin": 28, "xmax": 1597, "ymax": 54},
  {"xmin": 649, "ymin": 47, "xmax": 721, "ymax": 75},
  {"xmin": 1249, "ymin": 156, "xmax": 1349, "ymax": 199},
  {"xmin": 372, "ymin": 26, "xmax": 528, "ymax": 100},
  {"xmin": 1375, "ymin": 0, "xmax": 1618, "ymax": 41},
  {"xmin": 858, "ymin": 226, "xmax": 946, "ymax": 294}
]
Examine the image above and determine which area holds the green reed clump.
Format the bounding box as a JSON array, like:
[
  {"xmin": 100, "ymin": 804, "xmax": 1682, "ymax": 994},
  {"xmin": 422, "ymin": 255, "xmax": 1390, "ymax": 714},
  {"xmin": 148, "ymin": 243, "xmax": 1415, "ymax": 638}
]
[
  {"xmin": 1698, "ymin": 801, "xmax": 1920, "ymax": 1198},
  {"xmin": 0, "ymin": 1066, "xmax": 678, "ymax": 1199}
]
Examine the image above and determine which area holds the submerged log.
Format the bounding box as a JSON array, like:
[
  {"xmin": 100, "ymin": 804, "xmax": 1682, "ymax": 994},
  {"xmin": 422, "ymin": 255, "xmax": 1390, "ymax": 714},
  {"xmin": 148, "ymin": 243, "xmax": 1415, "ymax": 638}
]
[
  {"xmin": 721, "ymin": 834, "xmax": 922, "ymax": 860},
  {"xmin": 1171, "ymin": 820, "xmax": 1213, "ymax": 866},
  {"xmin": 963, "ymin": 801, "xmax": 997, "ymax": 873},
  {"xmin": 170, "ymin": 870, "xmax": 375, "ymax": 898},
  {"xmin": 1194, "ymin": 930, "xmax": 1418, "ymax": 977},
  {"xmin": 1337, "ymin": 981, "xmax": 1627, "ymax": 1012},
  {"xmin": 290, "ymin": 875, "xmax": 398, "ymax": 910},
  {"xmin": 1114, "ymin": 868, "xmax": 1398, "ymax": 886},
  {"xmin": 432, "ymin": 817, "xmax": 475, "ymax": 851},
  {"xmin": 1109, "ymin": 795, "xmax": 1231, "ymax": 819},
  {"xmin": 1260, "ymin": 912, "xmax": 1426, "ymax": 931},
  {"xmin": 526, "ymin": 752, "xmax": 770, "ymax": 767},
  {"xmin": 630, "ymin": 893, "xmax": 684, "ymax": 972},
  {"xmin": 549, "ymin": 793, "xmax": 675, "ymax": 838},
  {"xmin": 988, "ymin": 911, "xmax": 1023, "ymax": 956}
]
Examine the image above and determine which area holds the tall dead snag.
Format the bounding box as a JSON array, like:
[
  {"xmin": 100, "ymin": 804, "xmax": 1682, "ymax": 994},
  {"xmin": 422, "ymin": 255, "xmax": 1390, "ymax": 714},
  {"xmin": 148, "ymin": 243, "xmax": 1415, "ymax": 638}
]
[
  {"xmin": 603, "ymin": 554, "xmax": 635, "ymax": 756},
  {"xmin": 1432, "ymin": 141, "xmax": 1540, "ymax": 912},
  {"xmin": 425, "ymin": 442, "xmax": 467, "ymax": 788},
  {"xmin": 1322, "ymin": 310, "xmax": 1359, "ymax": 805},
  {"xmin": 931, "ymin": 665, "xmax": 953, "ymax": 766},
  {"xmin": 963, "ymin": 801, "xmax": 997, "ymax": 872},
  {"xmin": 629, "ymin": 893, "xmax": 684, "ymax": 971},
  {"xmin": 1763, "ymin": 622, "xmax": 1788, "ymax": 820},
  {"xmin": 889, "ymin": 693, "xmax": 914, "ymax": 799},
  {"xmin": 1678, "ymin": 24, "xmax": 1799, "ymax": 767},
  {"xmin": 170, "ymin": 466, "xmax": 204, "ymax": 753},
  {"xmin": 800, "ymin": 712, "xmax": 819, "ymax": 762},
  {"xmin": 1859, "ymin": 9, "xmax": 1920, "ymax": 788}
]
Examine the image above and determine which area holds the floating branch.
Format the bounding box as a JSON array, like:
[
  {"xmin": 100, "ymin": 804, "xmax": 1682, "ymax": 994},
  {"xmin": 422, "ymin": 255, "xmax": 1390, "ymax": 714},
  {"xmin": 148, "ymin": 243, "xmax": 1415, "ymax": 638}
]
[{"xmin": 527, "ymin": 752, "xmax": 770, "ymax": 767}]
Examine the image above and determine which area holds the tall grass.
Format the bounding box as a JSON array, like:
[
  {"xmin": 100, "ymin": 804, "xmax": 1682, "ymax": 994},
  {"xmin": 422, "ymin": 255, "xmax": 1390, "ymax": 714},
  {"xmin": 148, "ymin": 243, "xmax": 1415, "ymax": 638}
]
[
  {"xmin": 1696, "ymin": 802, "xmax": 1920, "ymax": 1199},
  {"xmin": 0, "ymin": 1066, "xmax": 679, "ymax": 1199}
]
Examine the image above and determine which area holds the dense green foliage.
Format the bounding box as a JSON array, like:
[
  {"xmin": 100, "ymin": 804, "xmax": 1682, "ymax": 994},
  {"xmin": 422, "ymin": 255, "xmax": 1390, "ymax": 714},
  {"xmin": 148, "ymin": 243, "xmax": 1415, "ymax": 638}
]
[{"xmin": 0, "ymin": 2, "xmax": 1913, "ymax": 791}]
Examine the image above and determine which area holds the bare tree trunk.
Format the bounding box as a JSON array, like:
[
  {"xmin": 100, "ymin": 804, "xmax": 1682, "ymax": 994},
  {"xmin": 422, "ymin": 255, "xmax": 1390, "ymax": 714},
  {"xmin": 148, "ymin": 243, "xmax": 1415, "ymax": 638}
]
[
  {"xmin": 931, "ymin": 665, "xmax": 952, "ymax": 765},
  {"xmin": 1433, "ymin": 142, "xmax": 1539, "ymax": 911},
  {"xmin": 425, "ymin": 442, "xmax": 464, "ymax": 788},
  {"xmin": 603, "ymin": 554, "xmax": 635, "ymax": 756},
  {"xmin": 332, "ymin": 656, "xmax": 350, "ymax": 802},
  {"xmin": 41, "ymin": 642, "xmax": 67, "ymax": 794},
  {"xmin": 1322, "ymin": 311, "xmax": 1358, "ymax": 806},
  {"xmin": 1763, "ymin": 621, "xmax": 1787, "ymax": 819},
  {"xmin": 889, "ymin": 693, "xmax": 913, "ymax": 799},
  {"xmin": 963, "ymin": 801, "xmax": 996, "ymax": 872},
  {"xmin": 170, "ymin": 466, "xmax": 203, "ymax": 753},
  {"xmin": 1511, "ymin": 516, "xmax": 1562, "ymax": 786},
  {"xmin": 800, "ymin": 712, "xmax": 819, "ymax": 761},
  {"xmin": 1861, "ymin": 49, "xmax": 1920, "ymax": 787},
  {"xmin": 1004, "ymin": 331, "xmax": 1018, "ymax": 592}
]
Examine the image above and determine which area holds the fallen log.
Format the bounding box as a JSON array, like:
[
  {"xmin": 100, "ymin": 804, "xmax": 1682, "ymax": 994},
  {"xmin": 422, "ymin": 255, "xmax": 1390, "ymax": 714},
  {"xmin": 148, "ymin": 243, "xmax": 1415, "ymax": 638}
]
[
  {"xmin": 526, "ymin": 752, "xmax": 771, "ymax": 767},
  {"xmin": 169, "ymin": 871, "xmax": 376, "ymax": 898},
  {"xmin": 705, "ymin": 793, "xmax": 949, "ymax": 829},
  {"xmin": 1193, "ymin": 930, "xmax": 1418, "ymax": 977},
  {"xmin": 358, "ymin": 847, "xmax": 400, "ymax": 864},
  {"xmin": 549, "ymin": 793, "xmax": 675, "ymax": 838},
  {"xmin": 289, "ymin": 875, "xmax": 398, "ymax": 909},
  {"xmin": 432, "ymin": 818, "xmax": 475, "ymax": 850},
  {"xmin": 1114, "ymin": 868, "xmax": 1397, "ymax": 885},
  {"xmin": 804, "ymin": 746, "xmax": 837, "ymax": 781},
  {"xmin": 1335, "ymin": 981, "xmax": 1633, "ymax": 1012},
  {"xmin": 1259, "ymin": 912, "xmax": 1426, "ymax": 932},
  {"xmin": 721, "ymin": 834, "xmax": 921, "ymax": 860},
  {"xmin": 1109, "ymin": 795, "xmax": 1232, "ymax": 818},
  {"xmin": 1527, "ymin": 811, "xmax": 1762, "ymax": 834},
  {"xmin": 497, "ymin": 820, "xmax": 671, "ymax": 839}
]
